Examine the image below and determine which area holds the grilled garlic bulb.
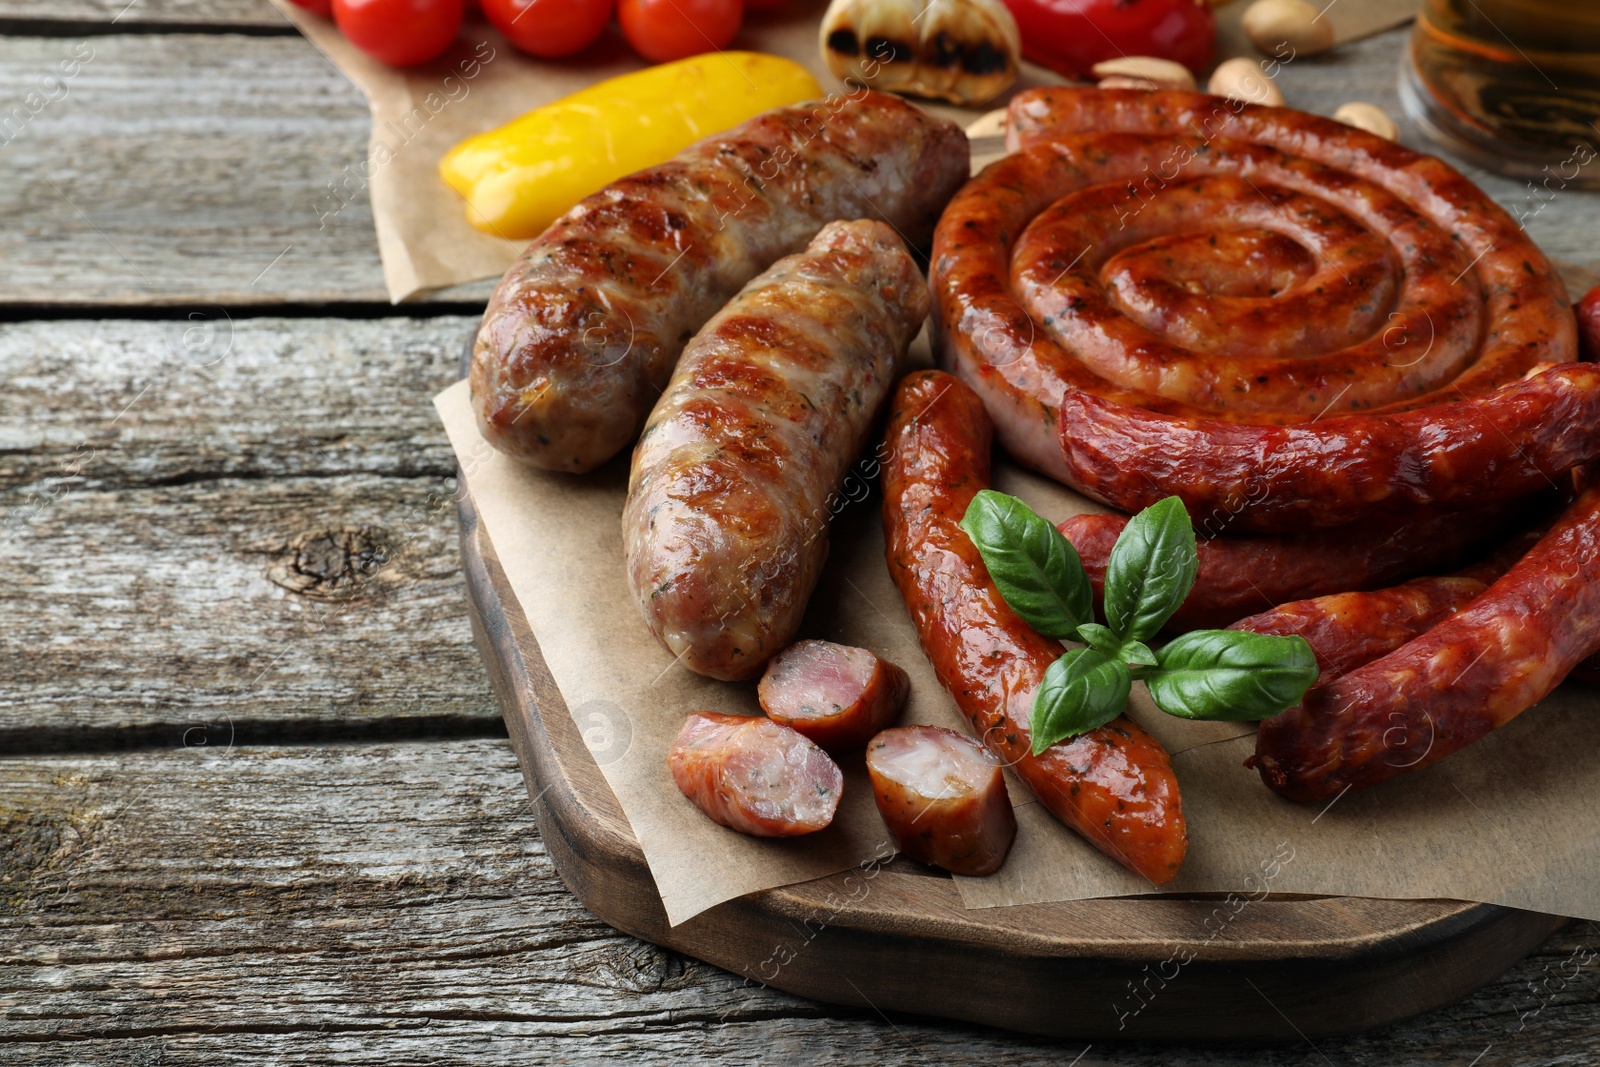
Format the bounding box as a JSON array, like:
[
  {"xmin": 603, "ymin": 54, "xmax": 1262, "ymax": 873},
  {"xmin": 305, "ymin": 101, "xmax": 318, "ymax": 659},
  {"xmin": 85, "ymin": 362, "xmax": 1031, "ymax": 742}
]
[{"xmin": 819, "ymin": 0, "xmax": 1020, "ymax": 107}]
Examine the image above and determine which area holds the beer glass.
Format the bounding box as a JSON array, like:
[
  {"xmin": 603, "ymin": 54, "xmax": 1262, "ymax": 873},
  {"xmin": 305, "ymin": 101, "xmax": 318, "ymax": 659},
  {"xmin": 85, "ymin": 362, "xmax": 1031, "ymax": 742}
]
[{"xmin": 1401, "ymin": 0, "xmax": 1600, "ymax": 186}]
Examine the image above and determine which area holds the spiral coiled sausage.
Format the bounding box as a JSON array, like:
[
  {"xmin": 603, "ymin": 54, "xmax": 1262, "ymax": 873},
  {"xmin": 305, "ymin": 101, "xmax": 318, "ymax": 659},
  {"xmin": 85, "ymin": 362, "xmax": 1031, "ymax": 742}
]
[{"xmin": 932, "ymin": 87, "xmax": 1584, "ymax": 532}]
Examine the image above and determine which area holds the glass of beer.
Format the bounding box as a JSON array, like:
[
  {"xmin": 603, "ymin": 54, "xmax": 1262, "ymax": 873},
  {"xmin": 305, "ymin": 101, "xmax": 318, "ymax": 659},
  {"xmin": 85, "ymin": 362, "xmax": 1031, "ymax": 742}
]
[{"xmin": 1401, "ymin": 0, "xmax": 1600, "ymax": 186}]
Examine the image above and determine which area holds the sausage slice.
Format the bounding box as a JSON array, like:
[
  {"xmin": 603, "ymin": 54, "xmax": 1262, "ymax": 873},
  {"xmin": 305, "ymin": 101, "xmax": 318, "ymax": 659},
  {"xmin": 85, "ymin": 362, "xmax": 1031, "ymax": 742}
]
[
  {"xmin": 758, "ymin": 640, "xmax": 910, "ymax": 752},
  {"xmin": 867, "ymin": 726, "xmax": 1017, "ymax": 876},
  {"xmin": 667, "ymin": 712, "xmax": 843, "ymax": 837}
]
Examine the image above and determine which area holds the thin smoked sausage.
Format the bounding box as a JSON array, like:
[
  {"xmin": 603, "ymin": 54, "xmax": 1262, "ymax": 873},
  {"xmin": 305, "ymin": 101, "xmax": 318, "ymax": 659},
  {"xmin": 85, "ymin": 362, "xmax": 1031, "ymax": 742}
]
[{"xmin": 882, "ymin": 369, "xmax": 1186, "ymax": 884}]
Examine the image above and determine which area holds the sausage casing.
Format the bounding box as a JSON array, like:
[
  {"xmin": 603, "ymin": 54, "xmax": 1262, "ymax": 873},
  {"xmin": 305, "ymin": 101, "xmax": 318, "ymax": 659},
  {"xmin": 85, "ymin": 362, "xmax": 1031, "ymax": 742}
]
[
  {"xmin": 866, "ymin": 725, "xmax": 1017, "ymax": 876},
  {"xmin": 929, "ymin": 87, "xmax": 1585, "ymax": 531},
  {"xmin": 668, "ymin": 712, "xmax": 844, "ymax": 836},
  {"xmin": 1254, "ymin": 476, "xmax": 1600, "ymax": 801},
  {"xmin": 758, "ymin": 640, "xmax": 910, "ymax": 752},
  {"xmin": 1229, "ymin": 528, "xmax": 1546, "ymax": 685},
  {"xmin": 1058, "ymin": 498, "xmax": 1538, "ymax": 631},
  {"xmin": 624, "ymin": 220, "xmax": 930, "ymax": 680}
]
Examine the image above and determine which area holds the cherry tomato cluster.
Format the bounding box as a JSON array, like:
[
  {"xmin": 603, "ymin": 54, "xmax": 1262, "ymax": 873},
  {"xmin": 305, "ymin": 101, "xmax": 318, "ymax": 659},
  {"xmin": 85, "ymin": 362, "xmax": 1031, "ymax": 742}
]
[{"xmin": 288, "ymin": 0, "xmax": 780, "ymax": 67}]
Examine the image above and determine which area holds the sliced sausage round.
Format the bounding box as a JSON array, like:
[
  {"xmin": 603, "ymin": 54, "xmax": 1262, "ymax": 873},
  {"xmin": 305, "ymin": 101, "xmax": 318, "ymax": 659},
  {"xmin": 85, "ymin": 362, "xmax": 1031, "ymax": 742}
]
[
  {"xmin": 866, "ymin": 725, "xmax": 1017, "ymax": 877},
  {"xmin": 758, "ymin": 640, "xmax": 910, "ymax": 752},
  {"xmin": 668, "ymin": 712, "xmax": 843, "ymax": 837}
]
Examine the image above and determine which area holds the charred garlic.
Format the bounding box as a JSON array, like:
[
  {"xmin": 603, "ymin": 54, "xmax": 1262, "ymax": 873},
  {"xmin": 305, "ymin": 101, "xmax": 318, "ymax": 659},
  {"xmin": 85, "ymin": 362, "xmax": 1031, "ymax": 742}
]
[{"xmin": 820, "ymin": 0, "xmax": 1020, "ymax": 106}]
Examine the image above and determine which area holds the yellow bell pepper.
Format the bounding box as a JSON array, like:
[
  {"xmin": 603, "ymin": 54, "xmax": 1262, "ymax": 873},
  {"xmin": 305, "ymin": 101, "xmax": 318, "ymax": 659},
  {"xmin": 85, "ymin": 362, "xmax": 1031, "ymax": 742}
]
[{"xmin": 440, "ymin": 52, "xmax": 823, "ymax": 240}]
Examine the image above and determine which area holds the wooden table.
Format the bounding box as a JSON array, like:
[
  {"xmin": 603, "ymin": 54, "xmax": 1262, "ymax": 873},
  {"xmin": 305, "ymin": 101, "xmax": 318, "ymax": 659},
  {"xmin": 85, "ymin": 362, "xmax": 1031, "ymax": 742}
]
[{"xmin": 3, "ymin": 3, "xmax": 1599, "ymax": 1063}]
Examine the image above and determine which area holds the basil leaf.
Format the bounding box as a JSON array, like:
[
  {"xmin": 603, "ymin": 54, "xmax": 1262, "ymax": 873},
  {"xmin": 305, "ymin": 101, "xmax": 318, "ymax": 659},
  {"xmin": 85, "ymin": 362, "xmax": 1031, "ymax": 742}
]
[
  {"xmin": 1073, "ymin": 622, "xmax": 1122, "ymax": 658},
  {"xmin": 1143, "ymin": 630, "xmax": 1318, "ymax": 722},
  {"xmin": 960, "ymin": 490, "xmax": 1092, "ymax": 639},
  {"xmin": 1118, "ymin": 638, "xmax": 1158, "ymax": 668},
  {"xmin": 1030, "ymin": 647, "xmax": 1131, "ymax": 754},
  {"xmin": 1074, "ymin": 623, "xmax": 1158, "ymax": 668},
  {"xmin": 1104, "ymin": 497, "xmax": 1198, "ymax": 643}
]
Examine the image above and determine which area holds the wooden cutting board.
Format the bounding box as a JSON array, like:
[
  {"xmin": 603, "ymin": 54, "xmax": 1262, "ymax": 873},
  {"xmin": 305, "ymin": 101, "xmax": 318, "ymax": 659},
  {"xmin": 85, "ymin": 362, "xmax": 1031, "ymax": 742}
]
[{"xmin": 456, "ymin": 487, "xmax": 1565, "ymax": 1041}]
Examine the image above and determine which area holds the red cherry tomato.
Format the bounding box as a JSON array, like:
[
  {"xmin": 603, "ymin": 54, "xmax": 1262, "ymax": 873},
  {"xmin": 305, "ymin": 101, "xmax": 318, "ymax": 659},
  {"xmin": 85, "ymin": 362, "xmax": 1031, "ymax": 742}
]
[
  {"xmin": 618, "ymin": 0, "xmax": 742, "ymax": 63},
  {"xmin": 481, "ymin": 0, "xmax": 613, "ymax": 57},
  {"xmin": 287, "ymin": 0, "xmax": 335, "ymax": 14},
  {"xmin": 998, "ymin": 0, "xmax": 1214, "ymax": 79},
  {"xmin": 332, "ymin": 0, "xmax": 465, "ymax": 66}
]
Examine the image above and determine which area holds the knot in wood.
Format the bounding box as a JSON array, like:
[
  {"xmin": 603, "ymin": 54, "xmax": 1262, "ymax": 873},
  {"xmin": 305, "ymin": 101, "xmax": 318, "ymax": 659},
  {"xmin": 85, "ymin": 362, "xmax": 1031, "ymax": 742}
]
[
  {"xmin": 268, "ymin": 526, "xmax": 393, "ymax": 599},
  {"xmin": 599, "ymin": 941, "xmax": 684, "ymax": 993}
]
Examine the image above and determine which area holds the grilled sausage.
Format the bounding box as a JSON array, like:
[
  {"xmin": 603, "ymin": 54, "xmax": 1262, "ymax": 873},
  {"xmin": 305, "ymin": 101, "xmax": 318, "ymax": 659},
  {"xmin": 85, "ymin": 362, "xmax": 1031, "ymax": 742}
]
[
  {"xmin": 1232, "ymin": 577, "xmax": 1490, "ymax": 688},
  {"xmin": 668, "ymin": 712, "xmax": 844, "ymax": 836},
  {"xmin": 624, "ymin": 220, "xmax": 929, "ymax": 680},
  {"xmin": 1058, "ymin": 497, "xmax": 1536, "ymax": 631},
  {"xmin": 1254, "ymin": 473, "xmax": 1600, "ymax": 801},
  {"xmin": 928, "ymin": 87, "xmax": 1584, "ymax": 531},
  {"xmin": 758, "ymin": 640, "xmax": 910, "ymax": 752},
  {"xmin": 866, "ymin": 725, "xmax": 1017, "ymax": 876},
  {"xmin": 882, "ymin": 369, "xmax": 1186, "ymax": 884},
  {"xmin": 1579, "ymin": 283, "xmax": 1600, "ymax": 362},
  {"xmin": 473, "ymin": 90, "xmax": 967, "ymax": 473},
  {"xmin": 1056, "ymin": 372, "xmax": 1600, "ymax": 533},
  {"xmin": 1229, "ymin": 529, "xmax": 1546, "ymax": 685}
]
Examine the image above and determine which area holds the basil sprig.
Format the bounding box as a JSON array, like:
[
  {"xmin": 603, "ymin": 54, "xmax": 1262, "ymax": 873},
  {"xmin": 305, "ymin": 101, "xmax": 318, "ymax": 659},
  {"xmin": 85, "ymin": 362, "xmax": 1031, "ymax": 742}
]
[
  {"xmin": 959, "ymin": 491, "xmax": 1091, "ymax": 639},
  {"xmin": 960, "ymin": 490, "xmax": 1317, "ymax": 754}
]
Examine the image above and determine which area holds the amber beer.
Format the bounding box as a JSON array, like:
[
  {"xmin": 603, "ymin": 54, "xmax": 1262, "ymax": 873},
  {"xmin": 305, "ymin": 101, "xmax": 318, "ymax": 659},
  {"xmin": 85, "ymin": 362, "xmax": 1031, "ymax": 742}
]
[{"xmin": 1402, "ymin": 0, "xmax": 1600, "ymax": 186}]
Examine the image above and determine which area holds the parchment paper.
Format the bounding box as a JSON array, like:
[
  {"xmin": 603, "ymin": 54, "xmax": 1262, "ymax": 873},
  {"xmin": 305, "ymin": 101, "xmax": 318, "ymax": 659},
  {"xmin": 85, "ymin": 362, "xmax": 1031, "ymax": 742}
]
[
  {"xmin": 273, "ymin": 0, "xmax": 1417, "ymax": 302},
  {"xmin": 436, "ymin": 304, "xmax": 1600, "ymax": 927}
]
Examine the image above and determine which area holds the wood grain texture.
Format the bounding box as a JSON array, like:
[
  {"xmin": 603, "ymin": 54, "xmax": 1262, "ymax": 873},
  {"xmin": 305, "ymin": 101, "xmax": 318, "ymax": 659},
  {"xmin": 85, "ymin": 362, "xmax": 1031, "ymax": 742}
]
[
  {"xmin": 1, "ymin": 738, "xmax": 1597, "ymax": 1064},
  {"xmin": 3, "ymin": 1, "xmax": 288, "ymax": 30},
  {"xmin": 1, "ymin": 26, "xmax": 1596, "ymax": 310},
  {"xmin": 0, "ymin": 317, "xmax": 494, "ymax": 747},
  {"xmin": 0, "ymin": 33, "xmax": 492, "ymax": 307},
  {"xmin": 0, "ymin": 316, "xmax": 470, "ymax": 489}
]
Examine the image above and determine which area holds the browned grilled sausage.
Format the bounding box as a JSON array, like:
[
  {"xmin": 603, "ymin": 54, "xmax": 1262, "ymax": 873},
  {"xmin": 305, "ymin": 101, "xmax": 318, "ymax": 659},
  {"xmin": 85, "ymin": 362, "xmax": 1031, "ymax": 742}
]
[
  {"xmin": 668, "ymin": 712, "xmax": 844, "ymax": 836},
  {"xmin": 473, "ymin": 91, "xmax": 967, "ymax": 473},
  {"xmin": 1578, "ymin": 283, "xmax": 1600, "ymax": 362},
  {"xmin": 1232, "ymin": 578, "xmax": 1490, "ymax": 688},
  {"xmin": 882, "ymin": 369, "xmax": 1187, "ymax": 884},
  {"xmin": 758, "ymin": 640, "xmax": 909, "ymax": 752},
  {"xmin": 1229, "ymin": 529, "xmax": 1546, "ymax": 685},
  {"xmin": 928, "ymin": 87, "xmax": 1584, "ymax": 531},
  {"xmin": 1254, "ymin": 473, "xmax": 1600, "ymax": 801},
  {"xmin": 866, "ymin": 725, "xmax": 1017, "ymax": 876},
  {"xmin": 1057, "ymin": 498, "xmax": 1536, "ymax": 631},
  {"xmin": 623, "ymin": 220, "xmax": 929, "ymax": 680}
]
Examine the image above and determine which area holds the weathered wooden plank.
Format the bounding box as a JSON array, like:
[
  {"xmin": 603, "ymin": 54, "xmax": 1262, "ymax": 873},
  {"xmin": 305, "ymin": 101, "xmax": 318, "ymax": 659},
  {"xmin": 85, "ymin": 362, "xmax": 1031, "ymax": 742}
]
[
  {"xmin": 3, "ymin": 27, "xmax": 1597, "ymax": 310},
  {"xmin": 0, "ymin": 316, "xmax": 472, "ymax": 490},
  {"xmin": 0, "ymin": 316, "xmax": 486, "ymax": 745},
  {"xmin": 0, "ymin": 473, "xmax": 496, "ymax": 747},
  {"xmin": 2, "ymin": 1, "xmax": 285, "ymax": 31},
  {"xmin": 0, "ymin": 33, "xmax": 490, "ymax": 307},
  {"xmin": 0, "ymin": 317, "xmax": 472, "ymax": 743},
  {"xmin": 2, "ymin": 739, "xmax": 1597, "ymax": 1063}
]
